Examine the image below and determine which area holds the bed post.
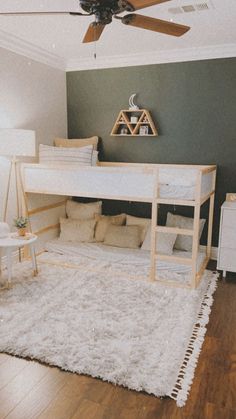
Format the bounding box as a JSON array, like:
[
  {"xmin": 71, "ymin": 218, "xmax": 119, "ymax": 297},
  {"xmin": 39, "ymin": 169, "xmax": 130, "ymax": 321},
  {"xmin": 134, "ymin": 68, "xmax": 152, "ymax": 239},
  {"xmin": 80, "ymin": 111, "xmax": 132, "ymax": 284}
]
[
  {"xmin": 150, "ymin": 168, "xmax": 159, "ymax": 282},
  {"xmin": 206, "ymin": 169, "xmax": 216, "ymax": 258},
  {"xmin": 191, "ymin": 170, "xmax": 202, "ymax": 289},
  {"xmin": 18, "ymin": 165, "xmax": 33, "ymax": 260}
]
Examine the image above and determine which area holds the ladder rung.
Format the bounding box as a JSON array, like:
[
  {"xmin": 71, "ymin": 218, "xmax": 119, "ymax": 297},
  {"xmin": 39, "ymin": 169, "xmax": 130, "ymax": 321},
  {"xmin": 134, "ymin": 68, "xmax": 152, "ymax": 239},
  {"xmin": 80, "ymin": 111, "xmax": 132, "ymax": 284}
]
[
  {"xmin": 155, "ymin": 226, "xmax": 193, "ymax": 236},
  {"xmin": 154, "ymin": 254, "xmax": 192, "ymax": 265},
  {"xmin": 156, "ymin": 198, "xmax": 196, "ymax": 207}
]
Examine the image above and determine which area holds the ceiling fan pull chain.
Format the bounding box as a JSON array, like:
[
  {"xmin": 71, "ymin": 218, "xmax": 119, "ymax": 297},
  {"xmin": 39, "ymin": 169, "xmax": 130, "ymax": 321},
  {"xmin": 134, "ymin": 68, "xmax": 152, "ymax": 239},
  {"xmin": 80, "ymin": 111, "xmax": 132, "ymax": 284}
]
[{"xmin": 94, "ymin": 33, "xmax": 97, "ymax": 60}]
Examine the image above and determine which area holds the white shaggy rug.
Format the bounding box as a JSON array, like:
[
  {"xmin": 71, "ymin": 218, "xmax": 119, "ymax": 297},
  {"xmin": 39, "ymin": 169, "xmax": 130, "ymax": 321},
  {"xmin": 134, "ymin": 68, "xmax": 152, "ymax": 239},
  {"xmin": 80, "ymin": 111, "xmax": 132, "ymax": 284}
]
[{"xmin": 0, "ymin": 260, "xmax": 217, "ymax": 407}]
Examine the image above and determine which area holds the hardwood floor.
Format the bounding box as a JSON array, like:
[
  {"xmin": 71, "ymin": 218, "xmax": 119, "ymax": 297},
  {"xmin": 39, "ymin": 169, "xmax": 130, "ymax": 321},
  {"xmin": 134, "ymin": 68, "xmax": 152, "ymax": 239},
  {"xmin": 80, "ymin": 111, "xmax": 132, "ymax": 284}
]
[{"xmin": 0, "ymin": 265, "xmax": 235, "ymax": 419}]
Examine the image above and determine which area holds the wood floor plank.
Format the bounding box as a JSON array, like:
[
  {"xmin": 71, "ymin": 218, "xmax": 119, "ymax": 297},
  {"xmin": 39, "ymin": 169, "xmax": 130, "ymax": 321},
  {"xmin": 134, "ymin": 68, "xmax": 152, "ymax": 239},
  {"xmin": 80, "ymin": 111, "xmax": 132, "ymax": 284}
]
[
  {"xmin": 4, "ymin": 367, "xmax": 68, "ymax": 419},
  {"xmin": 37, "ymin": 373, "xmax": 91, "ymax": 419},
  {"xmin": 0, "ymin": 360, "xmax": 48, "ymax": 418},
  {"xmin": 0, "ymin": 355, "xmax": 28, "ymax": 390},
  {"xmin": 110, "ymin": 386, "xmax": 153, "ymax": 411},
  {"xmin": 81, "ymin": 379, "xmax": 116, "ymax": 406},
  {"xmin": 204, "ymin": 402, "xmax": 236, "ymax": 419},
  {"xmin": 102, "ymin": 406, "xmax": 143, "ymax": 419},
  {"xmin": 70, "ymin": 398, "xmax": 106, "ymax": 419}
]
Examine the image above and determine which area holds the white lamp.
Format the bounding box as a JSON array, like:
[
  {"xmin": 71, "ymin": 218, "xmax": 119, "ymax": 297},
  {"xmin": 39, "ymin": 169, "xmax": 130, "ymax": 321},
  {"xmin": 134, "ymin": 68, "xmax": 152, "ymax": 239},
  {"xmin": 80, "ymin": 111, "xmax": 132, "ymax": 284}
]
[{"xmin": 0, "ymin": 129, "xmax": 36, "ymax": 222}]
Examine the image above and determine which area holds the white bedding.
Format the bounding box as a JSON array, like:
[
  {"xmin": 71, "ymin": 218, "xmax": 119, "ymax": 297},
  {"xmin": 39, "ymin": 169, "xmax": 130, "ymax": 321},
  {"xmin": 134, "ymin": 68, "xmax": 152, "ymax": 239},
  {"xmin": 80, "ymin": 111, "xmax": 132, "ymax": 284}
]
[
  {"xmin": 159, "ymin": 184, "xmax": 196, "ymax": 200},
  {"xmin": 43, "ymin": 239, "xmax": 206, "ymax": 284}
]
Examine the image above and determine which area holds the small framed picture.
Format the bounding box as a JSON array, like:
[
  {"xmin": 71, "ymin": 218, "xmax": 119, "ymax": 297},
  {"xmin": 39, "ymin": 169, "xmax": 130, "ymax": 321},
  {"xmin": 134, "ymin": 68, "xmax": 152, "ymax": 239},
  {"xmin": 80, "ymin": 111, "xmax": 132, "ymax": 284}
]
[{"xmin": 139, "ymin": 125, "xmax": 149, "ymax": 135}]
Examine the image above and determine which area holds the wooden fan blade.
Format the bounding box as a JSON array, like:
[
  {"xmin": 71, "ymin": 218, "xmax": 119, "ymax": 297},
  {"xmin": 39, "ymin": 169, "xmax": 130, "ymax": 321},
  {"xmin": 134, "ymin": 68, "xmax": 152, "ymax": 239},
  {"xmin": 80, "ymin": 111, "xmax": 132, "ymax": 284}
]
[
  {"xmin": 122, "ymin": 14, "xmax": 190, "ymax": 36},
  {"xmin": 127, "ymin": 0, "xmax": 171, "ymax": 11},
  {"xmin": 83, "ymin": 22, "xmax": 106, "ymax": 43},
  {"xmin": 0, "ymin": 11, "xmax": 82, "ymax": 16}
]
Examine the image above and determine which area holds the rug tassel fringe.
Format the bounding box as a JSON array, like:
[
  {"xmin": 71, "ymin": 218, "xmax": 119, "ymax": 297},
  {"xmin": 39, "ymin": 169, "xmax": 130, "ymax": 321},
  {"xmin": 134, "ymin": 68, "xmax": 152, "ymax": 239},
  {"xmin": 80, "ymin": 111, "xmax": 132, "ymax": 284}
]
[{"xmin": 170, "ymin": 271, "xmax": 218, "ymax": 407}]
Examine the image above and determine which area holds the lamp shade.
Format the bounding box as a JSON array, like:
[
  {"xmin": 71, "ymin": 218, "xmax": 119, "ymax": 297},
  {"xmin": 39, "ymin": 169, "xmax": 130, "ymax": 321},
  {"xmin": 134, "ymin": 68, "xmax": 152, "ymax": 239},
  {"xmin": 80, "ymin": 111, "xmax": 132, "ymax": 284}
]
[{"xmin": 0, "ymin": 129, "xmax": 36, "ymax": 157}]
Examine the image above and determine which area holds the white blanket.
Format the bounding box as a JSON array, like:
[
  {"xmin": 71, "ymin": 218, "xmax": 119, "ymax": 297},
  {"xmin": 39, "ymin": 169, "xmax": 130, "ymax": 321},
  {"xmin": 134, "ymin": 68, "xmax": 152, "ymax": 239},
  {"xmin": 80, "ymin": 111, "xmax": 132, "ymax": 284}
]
[{"xmin": 44, "ymin": 239, "xmax": 206, "ymax": 284}]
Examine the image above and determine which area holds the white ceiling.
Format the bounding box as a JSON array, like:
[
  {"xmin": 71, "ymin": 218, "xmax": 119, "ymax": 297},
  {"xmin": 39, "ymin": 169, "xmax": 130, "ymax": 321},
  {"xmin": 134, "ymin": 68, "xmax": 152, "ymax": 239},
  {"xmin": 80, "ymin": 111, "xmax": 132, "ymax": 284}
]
[{"xmin": 0, "ymin": 0, "xmax": 235, "ymax": 71}]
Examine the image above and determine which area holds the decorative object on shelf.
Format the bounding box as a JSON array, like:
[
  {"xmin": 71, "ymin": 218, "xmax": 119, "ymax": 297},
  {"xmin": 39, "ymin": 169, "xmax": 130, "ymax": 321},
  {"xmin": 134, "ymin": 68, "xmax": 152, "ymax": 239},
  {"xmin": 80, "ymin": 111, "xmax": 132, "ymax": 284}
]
[
  {"xmin": 14, "ymin": 217, "xmax": 28, "ymax": 236},
  {"xmin": 0, "ymin": 129, "xmax": 36, "ymax": 222},
  {"xmin": 120, "ymin": 126, "xmax": 129, "ymax": 135},
  {"xmin": 129, "ymin": 94, "xmax": 140, "ymax": 110},
  {"xmin": 0, "ymin": 222, "xmax": 10, "ymax": 239},
  {"xmin": 130, "ymin": 116, "xmax": 138, "ymax": 124},
  {"xmin": 226, "ymin": 193, "xmax": 236, "ymax": 202},
  {"xmin": 139, "ymin": 125, "xmax": 149, "ymax": 135},
  {"xmin": 111, "ymin": 108, "xmax": 158, "ymax": 137}
]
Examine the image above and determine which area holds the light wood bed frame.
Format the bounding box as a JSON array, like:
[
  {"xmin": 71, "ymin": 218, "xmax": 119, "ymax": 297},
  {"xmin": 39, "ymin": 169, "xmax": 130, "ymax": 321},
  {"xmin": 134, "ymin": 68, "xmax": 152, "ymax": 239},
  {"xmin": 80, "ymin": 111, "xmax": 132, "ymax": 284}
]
[{"xmin": 21, "ymin": 162, "xmax": 216, "ymax": 289}]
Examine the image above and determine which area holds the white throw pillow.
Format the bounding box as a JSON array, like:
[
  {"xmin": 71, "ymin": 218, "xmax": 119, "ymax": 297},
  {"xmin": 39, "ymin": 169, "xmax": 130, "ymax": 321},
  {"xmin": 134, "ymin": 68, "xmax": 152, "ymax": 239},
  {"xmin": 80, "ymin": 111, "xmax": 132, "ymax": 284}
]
[
  {"xmin": 39, "ymin": 144, "xmax": 93, "ymax": 166},
  {"xmin": 66, "ymin": 200, "xmax": 102, "ymax": 220},
  {"xmin": 166, "ymin": 212, "xmax": 206, "ymax": 251},
  {"xmin": 92, "ymin": 150, "xmax": 99, "ymax": 166},
  {"xmin": 104, "ymin": 225, "xmax": 142, "ymax": 249},
  {"xmin": 126, "ymin": 215, "xmax": 150, "ymax": 244},
  {"xmin": 141, "ymin": 225, "xmax": 177, "ymax": 255},
  {"xmin": 59, "ymin": 218, "xmax": 96, "ymax": 242}
]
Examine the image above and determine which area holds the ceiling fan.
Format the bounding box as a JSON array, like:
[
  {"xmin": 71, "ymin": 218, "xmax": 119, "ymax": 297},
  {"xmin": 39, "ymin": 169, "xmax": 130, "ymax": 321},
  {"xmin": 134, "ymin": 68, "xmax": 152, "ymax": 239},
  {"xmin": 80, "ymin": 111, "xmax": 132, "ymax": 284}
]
[{"xmin": 0, "ymin": 0, "xmax": 190, "ymax": 43}]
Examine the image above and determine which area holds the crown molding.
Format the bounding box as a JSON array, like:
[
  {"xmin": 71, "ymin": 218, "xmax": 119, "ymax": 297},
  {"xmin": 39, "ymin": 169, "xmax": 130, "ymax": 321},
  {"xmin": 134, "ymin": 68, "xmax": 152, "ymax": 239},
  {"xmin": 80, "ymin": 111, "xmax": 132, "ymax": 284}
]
[
  {"xmin": 0, "ymin": 29, "xmax": 66, "ymax": 71},
  {"xmin": 66, "ymin": 43, "xmax": 236, "ymax": 72},
  {"xmin": 0, "ymin": 27, "xmax": 235, "ymax": 73}
]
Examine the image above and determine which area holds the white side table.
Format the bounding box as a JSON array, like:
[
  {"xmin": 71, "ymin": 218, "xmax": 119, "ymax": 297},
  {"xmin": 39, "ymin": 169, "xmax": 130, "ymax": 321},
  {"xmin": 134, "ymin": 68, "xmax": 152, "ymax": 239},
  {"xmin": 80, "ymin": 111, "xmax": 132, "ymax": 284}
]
[{"xmin": 0, "ymin": 233, "xmax": 38, "ymax": 289}]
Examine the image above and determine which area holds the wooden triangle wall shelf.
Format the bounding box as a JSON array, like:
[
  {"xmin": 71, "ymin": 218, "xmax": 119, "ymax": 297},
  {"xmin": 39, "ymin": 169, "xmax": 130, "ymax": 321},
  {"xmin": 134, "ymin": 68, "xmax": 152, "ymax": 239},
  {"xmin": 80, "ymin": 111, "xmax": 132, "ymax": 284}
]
[{"xmin": 110, "ymin": 109, "xmax": 158, "ymax": 137}]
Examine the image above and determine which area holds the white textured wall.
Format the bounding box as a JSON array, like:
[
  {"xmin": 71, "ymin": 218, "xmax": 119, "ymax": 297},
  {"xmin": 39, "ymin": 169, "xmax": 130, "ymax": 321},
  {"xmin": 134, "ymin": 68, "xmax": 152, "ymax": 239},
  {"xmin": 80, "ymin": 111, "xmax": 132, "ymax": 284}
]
[{"xmin": 0, "ymin": 47, "xmax": 67, "ymax": 225}]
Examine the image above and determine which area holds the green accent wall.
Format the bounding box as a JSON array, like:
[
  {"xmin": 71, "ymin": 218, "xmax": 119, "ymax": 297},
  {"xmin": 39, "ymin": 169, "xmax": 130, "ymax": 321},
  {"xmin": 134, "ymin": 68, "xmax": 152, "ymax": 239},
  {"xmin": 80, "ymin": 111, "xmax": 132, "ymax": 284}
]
[{"xmin": 67, "ymin": 58, "xmax": 236, "ymax": 247}]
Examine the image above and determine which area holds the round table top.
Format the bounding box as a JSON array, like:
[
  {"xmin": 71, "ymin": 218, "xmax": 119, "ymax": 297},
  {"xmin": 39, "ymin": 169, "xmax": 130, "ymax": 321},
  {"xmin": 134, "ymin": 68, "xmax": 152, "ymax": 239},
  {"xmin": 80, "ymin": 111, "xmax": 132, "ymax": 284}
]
[{"xmin": 0, "ymin": 233, "xmax": 37, "ymax": 248}]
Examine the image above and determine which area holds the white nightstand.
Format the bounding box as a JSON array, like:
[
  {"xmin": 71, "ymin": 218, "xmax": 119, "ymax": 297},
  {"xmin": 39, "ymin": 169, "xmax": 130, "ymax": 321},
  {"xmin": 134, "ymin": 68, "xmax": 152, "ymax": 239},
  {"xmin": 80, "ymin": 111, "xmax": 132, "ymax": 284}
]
[
  {"xmin": 217, "ymin": 201, "xmax": 236, "ymax": 278},
  {"xmin": 0, "ymin": 233, "xmax": 38, "ymax": 289}
]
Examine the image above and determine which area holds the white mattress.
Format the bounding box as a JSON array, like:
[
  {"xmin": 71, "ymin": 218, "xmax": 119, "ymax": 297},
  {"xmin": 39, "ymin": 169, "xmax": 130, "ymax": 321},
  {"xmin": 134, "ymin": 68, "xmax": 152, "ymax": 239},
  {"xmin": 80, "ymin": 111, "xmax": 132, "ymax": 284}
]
[
  {"xmin": 159, "ymin": 184, "xmax": 196, "ymax": 200},
  {"xmin": 43, "ymin": 239, "xmax": 206, "ymax": 285}
]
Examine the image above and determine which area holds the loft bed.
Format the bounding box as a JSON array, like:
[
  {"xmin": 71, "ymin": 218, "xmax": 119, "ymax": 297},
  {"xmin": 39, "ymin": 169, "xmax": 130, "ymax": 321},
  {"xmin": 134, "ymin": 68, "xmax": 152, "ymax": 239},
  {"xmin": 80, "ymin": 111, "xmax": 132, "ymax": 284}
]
[{"xmin": 21, "ymin": 162, "xmax": 216, "ymax": 289}]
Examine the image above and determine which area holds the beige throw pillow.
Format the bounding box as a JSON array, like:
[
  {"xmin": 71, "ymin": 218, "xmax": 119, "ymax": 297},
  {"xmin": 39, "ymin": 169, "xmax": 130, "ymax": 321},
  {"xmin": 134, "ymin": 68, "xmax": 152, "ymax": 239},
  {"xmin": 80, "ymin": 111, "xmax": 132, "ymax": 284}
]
[
  {"xmin": 59, "ymin": 218, "xmax": 96, "ymax": 242},
  {"xmin": 54, "ymin": 136, "xmax": 98, "ymax": 150},
  {"xmin": 104, "ymin": 225, "xmax": 142, "ymax": 249},
  {"xmin": 66, "ymin": 200, "xmax": 102, "ymax": 220},
  {"xmin": 95, "ymin": 214, "xmax": 126, "ymax": 242},
  {"xmin": 126, "ymin": 214, "xmax": 150, "ymax": 243},
  {"xmin": 166, "ymin": 212, "xmax": 206, "ymax": 251}
]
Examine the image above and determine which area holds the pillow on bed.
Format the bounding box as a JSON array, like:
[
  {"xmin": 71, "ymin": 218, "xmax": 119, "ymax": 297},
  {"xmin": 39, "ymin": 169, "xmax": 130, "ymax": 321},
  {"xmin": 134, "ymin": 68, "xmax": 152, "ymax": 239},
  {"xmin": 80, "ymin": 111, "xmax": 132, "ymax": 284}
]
[
  {"xmin": 39, "ymin": 144, "xmax": 93, "ymax": 166},
  {"xmin": 54, "ymin": 136, "xmax": 99, "ymax": 150},
  {"xmin": 66, "ymin": 200, "xmax": 102, "ymax": 220},
  {"xmin": 104, "ymin": 225, "xmax": 142, "ymax": 249},
  {"xmin": 141, "ymin": 225, "xmax": 177, "ymax": 255},
  {"xmin": 92, "ymin": 150, "xmax": 99, "ymax": 166},
  {"xmin": 59, "ymin": 218, "xmax": 96, "ymax": 242},
  {"xmin": 95, "ymin": 214, "xmax": 126, "ymax": 242},
  {"xmin": 126, "ymin": 215, "xmax": 150, "ymax": 244},
  {"xmin": 166, "ymin": 212, "xmax": 206, "ymax": 251}
]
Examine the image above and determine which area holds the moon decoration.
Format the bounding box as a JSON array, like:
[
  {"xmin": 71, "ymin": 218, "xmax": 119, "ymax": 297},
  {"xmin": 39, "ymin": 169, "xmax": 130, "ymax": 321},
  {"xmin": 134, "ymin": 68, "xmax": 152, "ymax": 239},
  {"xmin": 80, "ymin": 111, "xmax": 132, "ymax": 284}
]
[{"xmin": 129, "ymin": 94, "xmax": 139, "ymax": 110}]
